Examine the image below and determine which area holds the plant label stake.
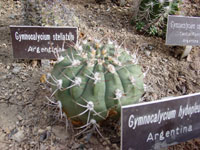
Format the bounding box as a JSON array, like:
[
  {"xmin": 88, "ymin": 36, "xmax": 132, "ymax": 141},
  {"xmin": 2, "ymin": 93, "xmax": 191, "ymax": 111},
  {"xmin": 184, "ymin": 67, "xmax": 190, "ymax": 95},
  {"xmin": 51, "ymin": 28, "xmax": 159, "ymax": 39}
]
[
  {"xmin": 10, "ymin": 26, "xmax": 77, "ymax": 60},
  {"xmin": 166, "ymin": 15, "xmax": 200, "ymax": 58},
  {"xmin": 121, "ymin": 93, "xmax": 200, "ymax": 150}
]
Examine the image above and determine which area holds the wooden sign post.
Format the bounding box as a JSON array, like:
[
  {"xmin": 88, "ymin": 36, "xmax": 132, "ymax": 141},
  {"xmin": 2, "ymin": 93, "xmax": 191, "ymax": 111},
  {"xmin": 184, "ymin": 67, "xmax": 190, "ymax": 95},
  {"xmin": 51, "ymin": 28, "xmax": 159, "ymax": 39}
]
[
  {"xmin": 166, "ymin": 15, "xmax": 200, "ymax": 58},
  {"xmin": 10, "ymin": 26, "xmax": 77, "ymax": 59},
  {"xmin": 121, "ymin": 93, "xmax": 200, "ymax": 150}
]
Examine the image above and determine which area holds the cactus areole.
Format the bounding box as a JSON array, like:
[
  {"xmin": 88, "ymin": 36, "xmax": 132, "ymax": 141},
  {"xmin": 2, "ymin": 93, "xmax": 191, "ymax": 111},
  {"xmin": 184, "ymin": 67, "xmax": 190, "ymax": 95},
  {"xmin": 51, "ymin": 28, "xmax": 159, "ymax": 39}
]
[{"xmin": 49, "ymin": 40, "xmax": 144, "ymax": 125}]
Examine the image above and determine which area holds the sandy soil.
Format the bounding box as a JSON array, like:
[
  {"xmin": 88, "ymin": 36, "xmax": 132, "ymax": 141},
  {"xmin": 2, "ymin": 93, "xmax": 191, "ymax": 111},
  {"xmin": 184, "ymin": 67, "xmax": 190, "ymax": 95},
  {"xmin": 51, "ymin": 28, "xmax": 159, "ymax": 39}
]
[{"xmin": 0, "ymin": 0, "xmax": 200, "ymax": 149}]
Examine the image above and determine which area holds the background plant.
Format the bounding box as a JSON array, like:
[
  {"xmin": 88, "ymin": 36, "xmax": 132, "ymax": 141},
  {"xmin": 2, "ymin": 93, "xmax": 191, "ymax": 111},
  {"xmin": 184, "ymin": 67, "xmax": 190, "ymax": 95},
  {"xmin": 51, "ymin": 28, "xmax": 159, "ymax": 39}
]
[{"xmin": 133, "ymin": 0, "xmax": 181, "ymax": 36}]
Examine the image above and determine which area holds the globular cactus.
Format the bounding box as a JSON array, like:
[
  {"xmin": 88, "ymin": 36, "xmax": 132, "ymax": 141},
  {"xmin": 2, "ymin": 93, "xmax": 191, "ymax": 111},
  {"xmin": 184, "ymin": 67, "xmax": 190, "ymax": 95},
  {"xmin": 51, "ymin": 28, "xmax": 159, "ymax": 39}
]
[
  {"xmin": 47, "ymin": 39, "xmax": 144, "ymax": 126},
  {"xmin": 134, "ymin": 0, "xmax": 181, "ymax": 36}
]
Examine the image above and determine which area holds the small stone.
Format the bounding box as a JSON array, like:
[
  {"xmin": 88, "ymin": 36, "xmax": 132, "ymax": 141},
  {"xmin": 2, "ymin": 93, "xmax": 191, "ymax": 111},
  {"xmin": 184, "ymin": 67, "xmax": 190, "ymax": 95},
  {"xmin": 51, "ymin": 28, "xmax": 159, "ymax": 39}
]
[
  {"xmin": 152, "ymin": 93, "xmax": 158, "ymax": 100},
  {"xmin": 187, "ymin": 54, "xmax": 192, "ymax": 62},
  {"xmin": 0, "ymin": 75, "xmax": 7, "ymax": 81},
  {"xmin": 105, "ymin": 146, "xmax": 110, "ymax": 150},
  {"xmin": 39, "ymin": 131, "xmax": 48, "ymax": 141},
  {"xmin": 12, "ymin": 66, "xmax": 21, "ymax": 74},
  {"xmin": 40, "ymin": 144, "xmax": 47, "ymax": 150},
  {"xmin": 100, "ymin": 4, "xmax": 104, "ymax": 9},
  {"xmin": 72, "ymin": 143, "xmax": 80, "ymax": 149},
  {"xmin": 105, "ymin": 139, "xmax": 111, "ymax": 145},
  {"xmin": 144, "ymin": 50, "xmax": 151, "ymax": 57},
  {"xmin": 33, "ymin": 127, "xmax": 38, "ymax": 134},
  {"xmin": 16, "ymin": 95, "xmax": 22, "ymax": 100},
  {"xmin": 31, "ymin": 60, "xmax": 38, "ymax": 68},
  {"xmin": 99, "ymin": 138, "xmax": 103, "ymax": 143},
  {"xmin": 140, "ymin": 43, "xmax": 149, "ymax": 51},
  {"xmin": 11, "ymin": 130, "xmax": 24, "ymax": 142},
  {"xmin": 30, "ymin": 141, "xmax": 36, "ymax": 147},
  {"xmin": 46, "ymin": 126, "xmax": 51, "ymax": 131},
  {"xmin": 102, "ymin": 141, "xmax": 107, "ymax": 146},
  {"xmin": 38, "ymin": 129, "xmax": 45, "ymax": 134},
  {"xmin": 8, "ymin": 128, "xmax": 18, "ymax": 139},
  {"xmin": 112, "ymin": 144, "xmax": 118, "ymax": 149},
  {"xmin": 17, "ymin": 115, "xmax": 23, "ymax": 121},
  {"xmin": 50, "ymin": 146, "xmax": 57, "ymax": 150},
  {"xmin": 41, "ymin": 59, "xmax": 51, "ymax": 70},
  {"xmin": 148, "ymin": 45, "xmax": 154, "ymax": 50},
  {"xmin": 120, "ymin": 0, "xmax": 126, "ymax": 6},
  {"xmin": 4, "ymin": 127, "xmax": 10, "ymax": 134}
]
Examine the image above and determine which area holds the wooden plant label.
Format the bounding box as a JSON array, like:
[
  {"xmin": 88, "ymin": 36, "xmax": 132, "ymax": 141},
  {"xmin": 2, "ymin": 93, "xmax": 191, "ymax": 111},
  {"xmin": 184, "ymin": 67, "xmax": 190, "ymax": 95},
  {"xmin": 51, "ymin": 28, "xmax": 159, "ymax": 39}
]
[
  {"xmin": 166, "ymin": 15, "xmax": 200, "ymax": 46},
  {"xmin": 10, "ymin": 26, "xmax": 77, "ymax": 59},
  {"xmin": 121, "ymin": 93, "xmax": 200, "ymax": 150}
]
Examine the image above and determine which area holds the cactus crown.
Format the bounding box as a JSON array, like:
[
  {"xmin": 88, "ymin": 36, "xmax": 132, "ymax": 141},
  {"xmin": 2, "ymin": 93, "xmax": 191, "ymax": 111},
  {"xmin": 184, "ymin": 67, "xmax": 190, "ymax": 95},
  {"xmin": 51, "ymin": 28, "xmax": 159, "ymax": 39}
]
[
  {"xmin": 48, "ymin": 39, "xmax": 144, "ymax": 125},
  {"xmin": 134, "ymin": 0, "xmax": 181, "ymax": 36}
]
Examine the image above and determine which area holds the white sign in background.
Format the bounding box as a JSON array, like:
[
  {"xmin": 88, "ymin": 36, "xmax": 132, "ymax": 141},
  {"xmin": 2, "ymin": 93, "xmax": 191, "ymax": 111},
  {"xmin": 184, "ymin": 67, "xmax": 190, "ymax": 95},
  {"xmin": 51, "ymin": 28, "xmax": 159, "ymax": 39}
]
[{"xmin": 166, "ymin": 15, "xmax": 200, "ymax": 46}]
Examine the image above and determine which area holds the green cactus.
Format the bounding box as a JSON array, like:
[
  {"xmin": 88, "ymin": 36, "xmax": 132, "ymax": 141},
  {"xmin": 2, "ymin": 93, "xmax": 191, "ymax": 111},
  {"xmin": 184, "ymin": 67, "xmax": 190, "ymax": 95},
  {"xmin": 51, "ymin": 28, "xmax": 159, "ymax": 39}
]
[
  {"xmin": 134, "ymin": 0, "xmax": 181, "ymax": 36},
  {"xmin": 47, "ymin": 39, "xmax": 144, "ymax": 125}
]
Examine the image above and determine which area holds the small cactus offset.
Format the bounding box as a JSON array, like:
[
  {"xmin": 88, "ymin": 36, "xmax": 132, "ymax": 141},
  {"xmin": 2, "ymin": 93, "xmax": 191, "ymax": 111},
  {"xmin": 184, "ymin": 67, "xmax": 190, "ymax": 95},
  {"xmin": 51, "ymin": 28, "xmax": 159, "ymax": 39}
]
[
  {"xmin": 134, "ymin": 0, "xmax": 181, "ymax": 36},
  {"xmin": 46, "ymin": 39, "xmax": 144, "ymax": 126}
]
